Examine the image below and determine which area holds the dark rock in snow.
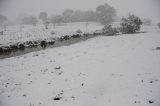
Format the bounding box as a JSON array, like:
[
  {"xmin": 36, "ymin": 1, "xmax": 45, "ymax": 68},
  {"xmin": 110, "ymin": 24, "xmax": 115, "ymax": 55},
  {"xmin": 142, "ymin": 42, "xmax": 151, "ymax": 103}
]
[
  {"xmin": 53, "ymin": 97, "xmax": 61, "ymax": 100},
  {"xmin": 81, "ymin": 83, "xmax": 84, "ymax": 86},
  {"xmin": 53, "ymin": 90, "xmax": 63, "ymax": 101},
  {"xmin": 148, "ymin": 100, "xmax": 154, "ymax": 104},
  {"xmin": 23, "ymin": 94, "xmax": 27, "ymax": 97},
  {"xmin": 150, "ymin": 81, "xmax": 153, "ymax": 83},
  {"xmin": 55, "ymin": 66, "xmax": 61, "ymax": 70},
  {"xmin": 156, "ymin": 47, "xmax": 160, "ymax": 50},
  {"xmin": 27, "ymin": 74, "xmax": 31, "ymax": 76}
]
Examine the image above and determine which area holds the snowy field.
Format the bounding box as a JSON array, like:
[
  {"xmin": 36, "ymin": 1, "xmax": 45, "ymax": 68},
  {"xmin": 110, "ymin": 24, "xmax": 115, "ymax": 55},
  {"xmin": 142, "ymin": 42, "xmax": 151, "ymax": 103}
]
[
  {"xmin": 0, "ymin": 22, "xmax": 103, "ymax": 46},
  {"xmin": 0, "ymin": 25, "xmax": 160, "ymax": 106}
]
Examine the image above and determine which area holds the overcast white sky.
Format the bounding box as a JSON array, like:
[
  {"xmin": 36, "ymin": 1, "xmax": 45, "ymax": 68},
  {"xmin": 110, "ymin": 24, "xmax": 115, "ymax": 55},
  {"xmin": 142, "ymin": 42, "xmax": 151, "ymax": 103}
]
[{"xmin": 0, "ymin": 0, "xmax": 160, "ymax": 22}]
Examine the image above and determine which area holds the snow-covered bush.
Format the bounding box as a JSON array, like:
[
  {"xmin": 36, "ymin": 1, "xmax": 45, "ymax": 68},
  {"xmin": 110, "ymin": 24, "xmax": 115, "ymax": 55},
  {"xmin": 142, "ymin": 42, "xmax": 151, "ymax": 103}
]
[
  {"xmin": 50, "ymin": 31, "xmax": 56, "ymax": 35},
  {"xmin": 76, "ymin": 29, "xmax": 82, "ymax": 34},
  {"xmin": 18, "ymin": 43, "xmax": 25, "ymax": 51},
  {"xmin": 63, "ymin": 35, "xmax": 70, "ymax": 40},
  {"xmin": 83, "ymin": 33, "xmax": 90, "ymax": 36},
  {"xmin": 120, "ymin": 14, "xmax": 142, "ymax": 34},
  {"xmin": 157, "ymin": 22, "xmax": 160, "ymax": 28},
  {"xmin": 40, "ymin": 41, "xmax": 47, "ymax": 48},
  {"xmin": 48, "ymin": 41, "xmax": 55, "ymax": 45},
  {"xmin": 102, "ymin": 24, "xmax": 118, "ymax": 35},
  {"xmin": 10, "ymin": 45, "xmax": 18, "ymax": 51},
  {"xmin": 72, "ymin": 34, "xmax": 81, "ymax": 38},
  {"xmin": 93, "ymin": 30, "xmax": 102, "ymax": 35},
  {"xmin": 1, "ymin": 46, "xmax": 11, "ymax": 54}
]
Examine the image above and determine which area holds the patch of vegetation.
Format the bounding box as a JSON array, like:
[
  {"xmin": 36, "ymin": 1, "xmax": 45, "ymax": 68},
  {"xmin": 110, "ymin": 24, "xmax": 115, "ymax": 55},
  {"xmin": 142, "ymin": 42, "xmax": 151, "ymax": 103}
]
[
  {"xmin": 102, "ymin": 24, "xmax": 118, "ymax": 35},
  {"xmin": 120, "ymin": 14, "xmax": 142, "ymax": 34}
]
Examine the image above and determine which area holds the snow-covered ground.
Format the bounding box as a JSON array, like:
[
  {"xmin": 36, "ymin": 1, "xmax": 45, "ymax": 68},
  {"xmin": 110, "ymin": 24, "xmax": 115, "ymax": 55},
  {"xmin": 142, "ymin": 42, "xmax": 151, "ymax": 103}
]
[
  {"xmin": 0, "ymin": 22, "xmax": 103, "ymax": 46},
  {"xmin": 0, "ymin": 25, "xmax": 160, "ymax": 106}
]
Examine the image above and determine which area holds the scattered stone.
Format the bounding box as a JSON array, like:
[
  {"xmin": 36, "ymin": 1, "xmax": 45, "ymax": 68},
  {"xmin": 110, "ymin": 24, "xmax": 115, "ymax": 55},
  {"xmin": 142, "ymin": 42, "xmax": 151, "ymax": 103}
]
[
  {"xmin": 53, "ymin": 90, "xmax": 63, "ymax": 101},
  {"xmin": 15, "ymin": 83, "xmax": 21, "ymax": 86},
  {"xmin": 55, "ymin": 66, "xmax": 61, "ymax": 70},
  {"xmin": 150, "ymin": 81, "xmax": 153, "ymax": 83},
  {"xmin": 58, "ymin": 71, "xmax": 63, "ymax": 75},
  {"xmin": 71, "ymin": 96, "xmax": 75, "ymax": 100},
  {"xmin": 27, "ymin": 74, "xmax": 31, "ymax": 76},
  {"xmin": 53, "ymin": 97, "xmax": 61, "ymax": 100},
  {"xmin": 156, "ymin": 47, "xmax": 160, "ymax": 50},
  {"xmin": 23, "ymin": 94, "xmax": 27, "ymax": 97},
  {"xmin": 34, "ymin": 54, "xmax": 38, "ymax": 56},
  {"xmin": 155, "ymin": 79, "xmax": 158, "ymax": 82},
  {"xmin": 27, "ymin": 81, "xmax": 32, "ymax": 85},
  {"xmin": 81, "ymin": 83, "xmax": 84, "ymax": 86},
  {"xmin": 29, "ymin": 104, "xmax": 34, "ymax": 106},
  {"xmin": 43, "ymin": 69, "xmax": 48, "ymax": 72},
  {"xmin": 148, "ymin": 100, "xmax": 154, "ymax": 104}
]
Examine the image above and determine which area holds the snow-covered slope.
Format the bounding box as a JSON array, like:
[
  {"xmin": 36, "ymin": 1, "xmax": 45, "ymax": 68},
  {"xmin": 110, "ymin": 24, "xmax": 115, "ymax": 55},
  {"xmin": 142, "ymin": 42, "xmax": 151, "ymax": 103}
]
[{"xmin": 0, "ymin": 26, "xmax": 160, "ymax": 106}]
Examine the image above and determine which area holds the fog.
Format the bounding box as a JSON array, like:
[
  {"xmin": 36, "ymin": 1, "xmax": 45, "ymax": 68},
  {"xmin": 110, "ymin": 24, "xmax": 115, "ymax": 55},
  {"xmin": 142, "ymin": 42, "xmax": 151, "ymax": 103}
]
[{"xmin": 0, "ymin": 0, "xmax": 160, "ymax": 22}]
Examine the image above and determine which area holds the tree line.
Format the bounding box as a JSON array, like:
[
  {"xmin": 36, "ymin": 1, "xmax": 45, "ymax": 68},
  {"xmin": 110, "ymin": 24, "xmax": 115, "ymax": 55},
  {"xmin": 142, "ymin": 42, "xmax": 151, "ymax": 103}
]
[{"xmin": 0, "ymin": 3, "xmax": 116, "ymax": 27}]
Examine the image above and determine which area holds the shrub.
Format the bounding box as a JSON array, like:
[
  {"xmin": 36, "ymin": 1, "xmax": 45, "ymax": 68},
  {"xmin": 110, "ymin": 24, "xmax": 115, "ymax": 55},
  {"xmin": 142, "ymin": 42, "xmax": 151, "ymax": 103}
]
[
  {"xmin": 33, "ymin": 41, "xmax": 39, "ymax": 47},
  {"xmin": 102, "ymin": 24, "xmax": 118, "ymax": 35},
  {"xmin": 120, "ymin": 14, "xmax": 142, "ymax": 34},
  {"xmin": 2, "ymin": 46, "xmax": 11, "ymax": 54},
  {"xmin": 51, "ymin": 31, "xmax": 56, "ymax": 35},
  {"xmin": 48, "ymin": 41, "xmax": 55, "ymax": 45},
  {"xmin": 18, "ymin": 43, "xmax": 25, "ymax": 50},
  {"xmin": 0, "ymin": 47, "xmax": 3, "ymax": 54},
  {"xmin": 59, "ymin": 37, "xmax": 65, "ymax": 42},
  {"xmin": 76, "ymin": 29, "xmax": 82, "ymax": 34},
  {"xmin": 63, "ymin": 35, "xmax": 70, "ymax": 40},
  {"xmin": 83, "ymin": 33, "xmax": 90, "ymax": 36},
  {"xmin": 93, "ymin": 30, "xmax": 103, "ymax": 35},
  {"xmin": 10, "ymin": 45, "xmax": 18, "ymax": 51},
  {"xmin": 72, "ymin": 34, "xmax": 81, "ymax": 38},
  {"xmin": 40, "ymin": 41, "xmax": 47, "ymax": 48}
]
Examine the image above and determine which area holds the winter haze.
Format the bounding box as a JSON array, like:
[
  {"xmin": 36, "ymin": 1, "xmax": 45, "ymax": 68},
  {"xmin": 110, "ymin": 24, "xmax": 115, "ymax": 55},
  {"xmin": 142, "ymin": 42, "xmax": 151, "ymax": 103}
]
[
  {"xmin": 0, "ymin": 0, "xmax": 160, "ymax": 22},
  {"xmin": 0, "ymin": 0, "xmax": 160, "ymax": 106}
]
